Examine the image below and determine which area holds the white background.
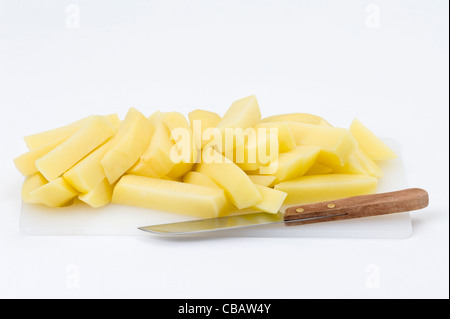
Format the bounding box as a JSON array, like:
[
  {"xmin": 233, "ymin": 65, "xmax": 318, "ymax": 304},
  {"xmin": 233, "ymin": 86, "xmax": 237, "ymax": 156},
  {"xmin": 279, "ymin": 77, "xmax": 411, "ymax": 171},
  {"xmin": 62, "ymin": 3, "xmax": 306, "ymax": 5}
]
[{"xmin": 0, "ymin": 0, "xmax": 448, "ymax": 298}]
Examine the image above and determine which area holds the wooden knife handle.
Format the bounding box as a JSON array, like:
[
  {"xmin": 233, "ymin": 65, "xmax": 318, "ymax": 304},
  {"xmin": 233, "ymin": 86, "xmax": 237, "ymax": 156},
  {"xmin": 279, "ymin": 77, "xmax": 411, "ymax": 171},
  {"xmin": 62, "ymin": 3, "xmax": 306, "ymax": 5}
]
[{"xmin": 284, "ymin": 188, "xmax": 429, "ymax": 226}]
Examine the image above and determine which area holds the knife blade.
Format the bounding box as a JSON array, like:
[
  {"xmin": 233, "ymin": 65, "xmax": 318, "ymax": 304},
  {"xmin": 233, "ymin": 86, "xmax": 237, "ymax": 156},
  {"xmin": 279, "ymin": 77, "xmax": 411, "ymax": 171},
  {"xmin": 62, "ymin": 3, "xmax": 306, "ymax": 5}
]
[{"xmin": 138, "ymin": 188, "xmax": 429, "ymax": 236}]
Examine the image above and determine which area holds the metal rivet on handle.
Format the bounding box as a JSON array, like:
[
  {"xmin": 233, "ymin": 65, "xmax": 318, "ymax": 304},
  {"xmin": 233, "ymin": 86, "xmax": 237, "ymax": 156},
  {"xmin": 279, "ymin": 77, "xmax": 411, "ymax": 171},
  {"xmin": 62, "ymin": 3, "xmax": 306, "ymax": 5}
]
[
  {"xmin": 327, "ymin": 203, "xmax": 336, "ymax": 208},
  {"xmin": 296, "ymin": 208, "xmax": 305, "ymax": 213}
]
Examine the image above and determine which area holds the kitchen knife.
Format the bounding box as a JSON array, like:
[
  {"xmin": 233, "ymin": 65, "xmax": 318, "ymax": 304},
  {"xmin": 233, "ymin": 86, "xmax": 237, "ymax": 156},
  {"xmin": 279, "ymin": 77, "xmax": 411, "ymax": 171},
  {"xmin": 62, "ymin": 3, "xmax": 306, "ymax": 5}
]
[{"xmin": 138, "ymin": 188, "xmax": 429, "ymax": 235}]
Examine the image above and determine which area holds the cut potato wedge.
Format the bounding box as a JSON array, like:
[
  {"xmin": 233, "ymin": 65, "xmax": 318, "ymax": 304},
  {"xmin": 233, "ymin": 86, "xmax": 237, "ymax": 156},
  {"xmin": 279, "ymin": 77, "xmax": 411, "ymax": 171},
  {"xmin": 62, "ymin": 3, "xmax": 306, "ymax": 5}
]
[
  {"xmin": 213, "ymin": 95, "xmax": 261, "ymax": 153},
  {"xmin": 260, "ymin": 146, "xmax": 321, "ymax": 183},
  {"xmin": 23, "ymin": 116, "xmax": 88, "ymax": 150},
  {"xmin": 196, "ymin": 147, "xmax": 263, "ymax": 210},
  {"xmin": 24, "ymin": 114, "xmax": 120, "ymax": 150},
  {"xmin": 235, "ymin": 131, "xmax": 279, "ymax": 171},
  {"xmin": 350, "ymin": 118, "xmax": 396, "ymax": 161},
  {"xmin": 78, "ymin": 178, "xmax": 113, "ymax": 208},
  {"xmin": 255, "ymin": 122, "xmax": 296, "ymax": 152},
  {"xmin": 217, "ymin": 95, "xmax": 261, "ymax": 132},
  {"xmin": 14, "ymin": 136, "xmax": 69, "ymax": 177},
  {"xmin": 139, "ymin": 111, "xmax": 176, "ymax": 177},
  {"xmin": 251, "ymin": 185, "xmax": 287, "ymax": 214},
  {"xmin": 36, "ymin": 116, "xmax": 116, "ymax": 182},
  {"xmin": 188, "ymin": 109, "xmax": 221, "ymax": 148},
  {"xmin": 63, "ymin": 140, "xmax": 112, "ymax": 193},
  {"xmin": 163, "ymin": 112, "xmax": 198, "ymax": 179},
  {"xmin": 288, "ymin": 122, "xmax": 358, "ymax": 167},
  {"xmin": 101, "ymin": 108, "xmax": 153, "ymax": 184},
  {"xmin": 30, "ymin": 177, "xmax": 78, "ymax": 207},
  {"xmin": 354, "ymin": 147, "xmax": 383, "ymax": 178},
  {"xmin": 274, "ymin": 174, "xmax": 378, "ymax": 205},
  {"xmin": 112, "ymin": 175, "xmax": 228, "ymax": 218},
  {"xmin": 21, "ymin": 173, "xmax": 48, "ymax": 204},
  {"xmin": 105, "ymin": 114, "xmax": 122, "ymax": 130}
]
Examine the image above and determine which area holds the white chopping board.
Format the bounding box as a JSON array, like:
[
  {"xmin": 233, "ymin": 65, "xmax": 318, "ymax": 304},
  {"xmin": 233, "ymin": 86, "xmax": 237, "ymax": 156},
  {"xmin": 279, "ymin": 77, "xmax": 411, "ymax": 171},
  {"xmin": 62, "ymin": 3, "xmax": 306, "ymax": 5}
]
[{"xmin": 19, "ymin": 139, "xmax": 413, "ymax": 238}]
